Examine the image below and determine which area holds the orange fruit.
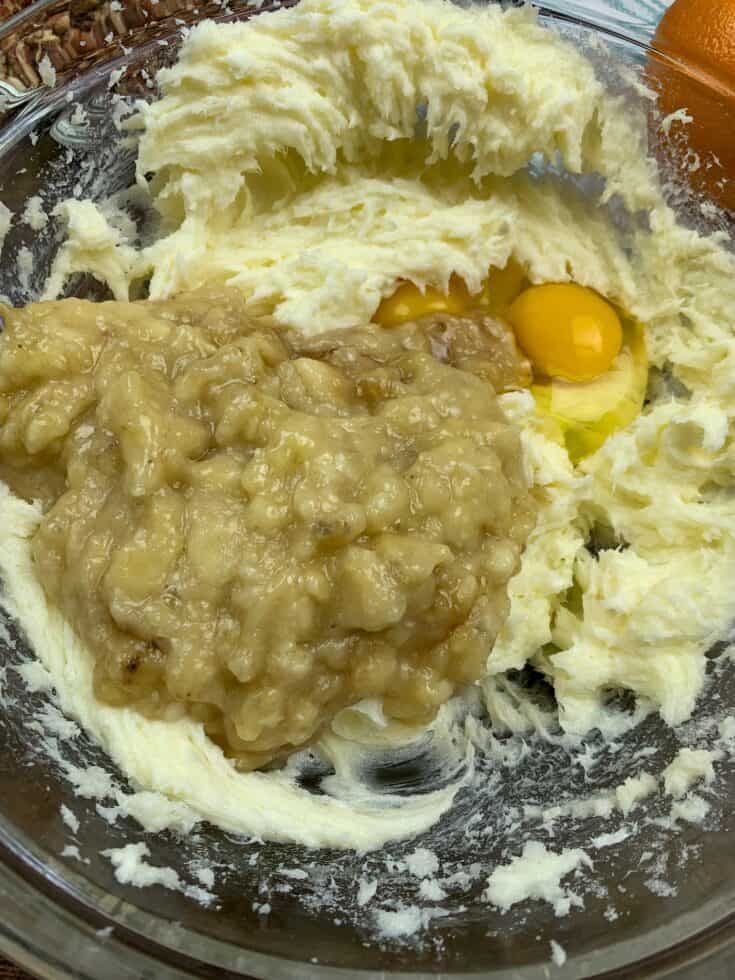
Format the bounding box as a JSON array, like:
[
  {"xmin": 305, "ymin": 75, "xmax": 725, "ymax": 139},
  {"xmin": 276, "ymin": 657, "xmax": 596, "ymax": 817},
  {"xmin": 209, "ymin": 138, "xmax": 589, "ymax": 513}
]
[{"xmin": 649, "ymin": 0, "xmax": 735, "ymax": 210}]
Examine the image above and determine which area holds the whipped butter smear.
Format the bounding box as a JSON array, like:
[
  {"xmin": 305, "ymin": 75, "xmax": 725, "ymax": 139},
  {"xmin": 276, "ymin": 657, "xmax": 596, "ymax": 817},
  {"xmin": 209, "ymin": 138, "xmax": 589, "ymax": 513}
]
[{"xmin": 2, "ymin": 0, "xmax": 735, "ymax": 920}]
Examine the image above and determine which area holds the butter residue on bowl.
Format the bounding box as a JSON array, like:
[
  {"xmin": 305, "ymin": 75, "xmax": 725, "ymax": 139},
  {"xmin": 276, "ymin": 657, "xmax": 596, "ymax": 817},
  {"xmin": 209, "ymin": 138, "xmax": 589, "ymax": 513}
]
[{"xmin": 2, "ymin": 0, "xmax": 735, "ymax": 853}]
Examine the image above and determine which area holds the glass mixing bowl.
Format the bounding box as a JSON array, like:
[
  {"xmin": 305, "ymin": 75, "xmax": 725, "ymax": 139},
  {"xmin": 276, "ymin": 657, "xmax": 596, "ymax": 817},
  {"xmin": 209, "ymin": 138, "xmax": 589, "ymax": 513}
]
[{"xmin": 1, "ymin": 2, "xmax": 735, "ymax": 978}]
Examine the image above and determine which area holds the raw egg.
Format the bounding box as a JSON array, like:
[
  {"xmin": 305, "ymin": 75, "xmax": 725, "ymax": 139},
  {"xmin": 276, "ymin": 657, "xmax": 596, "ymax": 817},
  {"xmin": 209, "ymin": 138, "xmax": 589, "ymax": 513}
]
[
  {"xmin": 373, "ymin": 275, "xmax": 472, "ymax": 327},
  {"xmin": 532, "ymin": 322, "xmax": 648, "ymax": 463},
  {"xmin": 373, "ymin": 261, "xmax": 526, "ymax": 328},
  {"xmin": 372, "ymin": 268, "xmax": 647, "ymax": 463},
  {"xmin": 508, "ymin": 283, "xmax": 623, "ymax": 383}
]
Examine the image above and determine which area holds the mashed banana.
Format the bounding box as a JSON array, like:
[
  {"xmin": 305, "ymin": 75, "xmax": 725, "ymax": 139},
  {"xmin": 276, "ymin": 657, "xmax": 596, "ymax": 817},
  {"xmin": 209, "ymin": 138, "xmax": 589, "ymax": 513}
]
[
  {"xmin": 0, "ymin": 289, "xmax": 533, "ymax": 769},
  {"xmin": 1, "ymin": 0, "xmax": 735, "ymax": 848}
]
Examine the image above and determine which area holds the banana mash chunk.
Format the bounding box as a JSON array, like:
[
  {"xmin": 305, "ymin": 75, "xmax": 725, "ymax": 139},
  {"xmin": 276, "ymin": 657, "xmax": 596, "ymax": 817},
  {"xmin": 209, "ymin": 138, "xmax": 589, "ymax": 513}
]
[{"xmin": 0, "ymin": 291, "xmax": 533, "ymax": 770}]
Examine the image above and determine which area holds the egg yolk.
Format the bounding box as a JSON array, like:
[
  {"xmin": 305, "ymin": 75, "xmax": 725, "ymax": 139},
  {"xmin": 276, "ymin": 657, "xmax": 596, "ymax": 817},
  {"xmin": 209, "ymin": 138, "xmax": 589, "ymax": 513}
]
[
  {"xmin": 373, "ymin": 275, "xmax": 472, "ymax": 327},
  {"xmin": 373, "ymin": 262, "xmax": 526, "ymax": 328},
  {"xmin": 508, "ymin": 283, "xmax": 623, "ymax": 383},
  {"xmin": 373, "ymin": 271, "xmax": 644, "ymax": 463}
]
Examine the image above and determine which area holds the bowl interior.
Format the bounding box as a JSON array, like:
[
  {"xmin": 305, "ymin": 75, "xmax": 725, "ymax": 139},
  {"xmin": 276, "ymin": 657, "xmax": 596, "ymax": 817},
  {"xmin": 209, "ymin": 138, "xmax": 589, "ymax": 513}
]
[{"xmin": 1, "ymin": 9, "xmax": 735, "ymax": 979}]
